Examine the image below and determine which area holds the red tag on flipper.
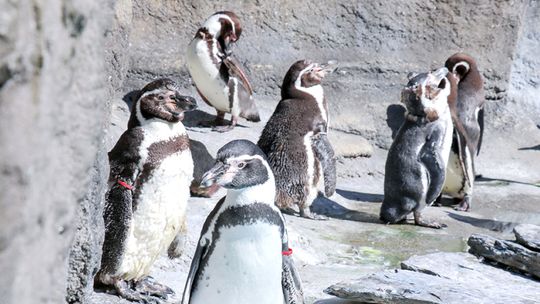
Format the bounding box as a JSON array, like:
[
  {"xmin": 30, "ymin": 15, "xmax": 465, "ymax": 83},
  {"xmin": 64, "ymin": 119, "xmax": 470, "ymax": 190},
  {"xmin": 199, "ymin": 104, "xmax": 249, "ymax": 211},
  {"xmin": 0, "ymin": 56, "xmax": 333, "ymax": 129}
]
[
  {"xmin": 282, "ymin": 248, "xmax": 293, "ymax": 256},
  {"xmin": 118, "ymin": 180, "xmax": 133, "ymax": 190}
]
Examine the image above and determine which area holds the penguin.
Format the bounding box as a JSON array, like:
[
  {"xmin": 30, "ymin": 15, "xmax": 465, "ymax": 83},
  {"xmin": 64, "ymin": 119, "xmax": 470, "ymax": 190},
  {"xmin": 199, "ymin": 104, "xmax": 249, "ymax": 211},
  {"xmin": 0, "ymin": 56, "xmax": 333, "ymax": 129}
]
[
  {"xmin": 181, "ymin": 140, "xmax": 304, "ymax": 304},
  {"xmin": 186, "ymin": 11, "xmax": 260, "ymax": 132},
  {"xmin": 257, "ymin": 60, "xmax": 336, "ymax": 220},
  {"xmin": 95, "ymin": 78, "xmax": 197, "ymax": 303},
  {"xmin": 380, "ymin": 67, "xmax": 455, "ymax": 229},
  {"xmin": 441, "ymin": 53, "xmax": 485, "ymax": 211}
]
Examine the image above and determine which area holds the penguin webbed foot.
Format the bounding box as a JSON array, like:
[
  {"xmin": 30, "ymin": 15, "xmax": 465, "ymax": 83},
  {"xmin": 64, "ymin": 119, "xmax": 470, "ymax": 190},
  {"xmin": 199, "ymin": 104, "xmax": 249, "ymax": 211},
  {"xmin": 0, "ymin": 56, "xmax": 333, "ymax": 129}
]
[
  {"xmin": 112, "ymin": 279, "xmax": 166, "ymax": 304},
  {"xmin": 280, "ymin": 207, "xmax": 299, "ymax": 216},
  {"xmin": 212, "ymin": 116, "xmax": 237, "ymax": 133},
  {"xmin": 413, "ymin": 211, "xmax": 447, "ymax": 229},
  {"xmin": 212, "ymin": 124, "xmax": 235, "ymax": 132},
  {"xmin": 453, "ymin": 196, "xmax": 471, "ymax": 212},
  {"xmin": 135, "ymin": 276, "xmax": 175, "ymax": 300},
  {"xmin": 300, "ymin": 208, "xmax": 329, "ymax": 221}
]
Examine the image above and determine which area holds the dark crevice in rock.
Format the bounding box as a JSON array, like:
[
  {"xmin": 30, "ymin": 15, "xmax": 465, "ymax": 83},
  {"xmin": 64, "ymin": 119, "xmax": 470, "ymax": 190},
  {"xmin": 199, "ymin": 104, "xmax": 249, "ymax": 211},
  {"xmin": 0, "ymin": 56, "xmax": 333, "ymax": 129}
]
[{"xmin": 0, "ymin": 64, "xmax": 13, "ymax": 90}]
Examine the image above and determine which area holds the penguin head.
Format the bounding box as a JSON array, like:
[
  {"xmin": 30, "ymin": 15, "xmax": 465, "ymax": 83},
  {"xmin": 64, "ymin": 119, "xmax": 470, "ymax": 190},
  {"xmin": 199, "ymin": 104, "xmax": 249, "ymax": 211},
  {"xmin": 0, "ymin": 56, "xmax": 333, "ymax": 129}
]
[
  {"xmin": 135, "ymin": 78, "xmax": 197, "ymax": 125},
  {"xmin": 445, "ymin": 53, "xmax": 477, "ymax": 82},
  {"xmin": 401, "ymin": 67, "xmax": 450, "ymax": 122},
  {"xmin": 202, "ymin": 11, "xmax": 242, "ymax": 54},
  {"xmin": 200, "ymin": 140, "xmax": 272, "ymax": 190},
  {"xmin": 281, "ymin": 60, "xmax": 331, "ymax": 99}
]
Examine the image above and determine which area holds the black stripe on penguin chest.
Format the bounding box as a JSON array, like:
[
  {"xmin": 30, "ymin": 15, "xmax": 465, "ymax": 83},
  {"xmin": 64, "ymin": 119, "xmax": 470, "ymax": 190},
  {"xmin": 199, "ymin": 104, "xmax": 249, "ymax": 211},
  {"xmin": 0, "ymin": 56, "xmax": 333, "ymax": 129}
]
[
  {"xmin": 133, "ymin": 134, "xmax": 190, "ymax": 211},
  {"xmin": 195, "ymin": 203, "xmax": 284, "ymax": 288}
]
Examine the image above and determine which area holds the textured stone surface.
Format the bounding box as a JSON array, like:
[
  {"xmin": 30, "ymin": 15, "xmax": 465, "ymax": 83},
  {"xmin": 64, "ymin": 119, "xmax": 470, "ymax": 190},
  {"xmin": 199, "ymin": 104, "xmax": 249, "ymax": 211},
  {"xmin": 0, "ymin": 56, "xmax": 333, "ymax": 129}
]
[
  {"xmin": 326, "ymin": 252, "xmax": 540, "ymax": 304},
  {"xmin": 514, "ymin": 224, "xmax": 540, "ymax": 251},
  {"xmin": 0, "ymin": 0, "xmax": 113, "ymax": 303},
  {"xmin": 402, "ymin": 252, "xmax": 540, "ymax": 300},
  {"xmin": 325, "ymin": 269, "xmax": 487, "ymax": 303},
  {"xmin": 468, "ymin": 233, "xmax": 540, "ymax": 279},
  {"xmin": 116, "ymin": 0, "xmax": 539, "ymax": 149},
  {"xmin": 1, "ymin": 1, "xmax": 539, "ymax": 303}
]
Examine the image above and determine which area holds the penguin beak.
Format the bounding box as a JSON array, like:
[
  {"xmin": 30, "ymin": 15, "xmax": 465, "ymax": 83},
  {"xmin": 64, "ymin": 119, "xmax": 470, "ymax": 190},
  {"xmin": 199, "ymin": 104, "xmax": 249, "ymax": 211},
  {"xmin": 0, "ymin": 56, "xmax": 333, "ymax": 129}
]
[
  {"xmin": 312, "ymin": 65, "xmax": 328, "ymax": 79},
  {"xmin": 320, "ymin": 62, "xmax": 337, "ymax": 74},
  {"xmin": 174, "ymin": 94, "xmax": 197, "ymax": 111},
  {"xmin": 200, "ymin": 162, "xmax": 238, "ymax": 188},
  {"xmin": 431, "ymin": 67, "xmax": 449, "ymax": 82}
]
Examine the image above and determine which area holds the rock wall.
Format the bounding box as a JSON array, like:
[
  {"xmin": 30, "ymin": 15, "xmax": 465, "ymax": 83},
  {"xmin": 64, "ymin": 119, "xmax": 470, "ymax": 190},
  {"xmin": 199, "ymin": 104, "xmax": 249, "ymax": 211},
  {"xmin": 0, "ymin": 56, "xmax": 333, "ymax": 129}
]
[
  {"xmin": 0, "ymin": 0, "xmax": 538, "ymax": 303},
  {"xmin": 0, "ymin": 0, "xmax": 112, "ymax": 303},
  {"xmin": 117, "ymin": 0, "xmax": 538, "ymax": 148}
]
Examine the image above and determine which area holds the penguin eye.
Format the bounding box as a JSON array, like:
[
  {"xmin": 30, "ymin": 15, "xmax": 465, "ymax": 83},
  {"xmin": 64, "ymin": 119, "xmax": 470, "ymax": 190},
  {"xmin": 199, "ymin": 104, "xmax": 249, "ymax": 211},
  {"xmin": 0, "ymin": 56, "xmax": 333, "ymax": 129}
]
[{"xmin": 237, "ymin": 162, "xmax": 246, "ymax": 169}]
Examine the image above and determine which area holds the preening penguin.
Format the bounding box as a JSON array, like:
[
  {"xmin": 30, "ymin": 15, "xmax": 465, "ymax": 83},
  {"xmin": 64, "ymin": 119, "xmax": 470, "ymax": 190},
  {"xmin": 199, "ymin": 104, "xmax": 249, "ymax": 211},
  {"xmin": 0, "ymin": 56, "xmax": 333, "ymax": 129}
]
[
  {"xmin": 380, "ymin": 68, "xmax": 454, "ymax": 229},
  {"xmin": 186, "ymin": 11, "xmax": 260, "ymax": 132},
  {"xmin": 258, "ymin": 60, "xmax": 336, "ymax": 220},
  {"xmin": 96, "ymin": 78, "xmax": 197, "ymax": 302},
  {"xmin": 441, "ymin": 53, "xmax": 485, "ymax": 211},
  {"xmin": 181, "ymin": 140, "xmax": 304, "ymax": 304}
]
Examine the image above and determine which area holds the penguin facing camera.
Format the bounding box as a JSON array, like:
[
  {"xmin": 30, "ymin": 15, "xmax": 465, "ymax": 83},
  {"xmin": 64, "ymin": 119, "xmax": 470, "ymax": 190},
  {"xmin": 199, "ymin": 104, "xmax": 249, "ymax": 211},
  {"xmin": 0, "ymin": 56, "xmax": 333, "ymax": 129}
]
[
  {"xmin": 95, "ymin": 78, "xmax": 197, "ymax": 303},
  {"xmin": 182, "ymin": 140, "xmax": 304, "ymax": 304}
]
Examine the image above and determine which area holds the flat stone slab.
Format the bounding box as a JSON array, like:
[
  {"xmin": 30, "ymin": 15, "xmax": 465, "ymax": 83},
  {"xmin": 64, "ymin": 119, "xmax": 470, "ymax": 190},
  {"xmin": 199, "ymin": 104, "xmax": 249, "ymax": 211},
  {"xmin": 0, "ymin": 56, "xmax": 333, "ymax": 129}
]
[
  {"xmin": 402, "ymin": 252, "xmax": 540, "ymax": 301},
  {"xmin": 326, "ymin": 252, "xmax": 540, "ymax": 304},
  {"xmin": 325, "ymin": 269, "xmax": 488, "ymax": 303},
  {"xmin": 514, "ymin": 224, "xmax": 540, "ymax": 251},
  {"xmin": 329, "ymin": 131, "xmax": 373, "ymax": 158},
  {"xmin": 468, "ymin": 233, "xmax": 540, "ymax": 279}
]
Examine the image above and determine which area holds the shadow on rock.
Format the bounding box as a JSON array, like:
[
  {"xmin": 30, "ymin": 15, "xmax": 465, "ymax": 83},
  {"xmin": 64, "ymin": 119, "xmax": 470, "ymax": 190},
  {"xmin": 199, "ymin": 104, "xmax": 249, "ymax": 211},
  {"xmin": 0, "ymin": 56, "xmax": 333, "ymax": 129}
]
[
  {"xmin": 476, "ymin": 176, "xmax": 540, "ymax": 188},
  {"xmin": 122, "ymin": 89, "xmax": 141, "ymax": 111},
  {"xmin": 446, "ymin": 212, "xmax": 517, "ymax": 233},
  {"xmin": 313, "ymin": 299, "xmax": 357, "ymax": 304},
  {"xmin": 336, "ymin": 189, "xmax": 383, "ymax": 203},
  {"xmin": 311, "ymin": 194, "xmax": 381, "ymax": 223},
  {"xmin": 183, "ymin": 110, "xmax": 247, "ymax": 129},
  {"xmin": 386, "ymin": 104, "xmax": 406, "ymax": 140},
  {"xmin": 519, "ymin": 144, "xmax": 540, "ymax": 151}
]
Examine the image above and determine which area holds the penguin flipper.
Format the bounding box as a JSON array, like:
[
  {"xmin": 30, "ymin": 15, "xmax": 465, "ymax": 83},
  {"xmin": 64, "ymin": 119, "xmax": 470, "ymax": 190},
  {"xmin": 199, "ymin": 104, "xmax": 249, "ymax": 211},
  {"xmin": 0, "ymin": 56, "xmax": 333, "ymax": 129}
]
[
  {"xmin": 454, "ymin": 129, "xmax": 473, "ymax": 188},
  {"xmin": 476, "ymin": 107, "xmax": 484, "ymax": 155},
  {"xmin": 282, "ymin": 255, "xmax": 305, "ymax": 304},
  {"xmin": 312, "ymin": 130, "xmax": 336, "ymax": 197},
  {"xmin": 280, "ymin": 223, "xmax": 304, "ymax": 304},
  {"xmin": 223, "ymin": 56, "xmax": 253, "ymax": 94},
  {"xmin": 180, "ymin": 239, "xmax": 206, "ymax": 304},
  {"xmin": 100, "ymin": 130, "xmax": 141, "ymax": 277},
  {"xmin": 420, "ymin": 131, "xmax": 446, "ymax": 205},
  {"xmin": 181, "ymin": 197, "xmax": 226, "ymax": 303}
]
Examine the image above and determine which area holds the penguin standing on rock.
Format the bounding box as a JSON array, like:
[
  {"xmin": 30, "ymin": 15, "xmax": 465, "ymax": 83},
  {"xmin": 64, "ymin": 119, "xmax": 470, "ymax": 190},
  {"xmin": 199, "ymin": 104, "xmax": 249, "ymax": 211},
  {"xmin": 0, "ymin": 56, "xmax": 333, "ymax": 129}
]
[
  {"xmin": 96, "ymin": 78, "xmax": 197, "ymax": 303},
  {"xmin": 186, "ymin": 11, "xmax": 260, "ymax": 132},
  {"xmin": 258, "ymin": 60, "xmax": 336, "ymax": 220},
  {"xmin": 182, "ymin": 140, "xmax": 304, "ymax": 304},
  {"xmin": 441, "ymin": 53, "xmax": 485, "ymax": 211},
  {"xmin": 380, "ymin": 68, "xmax": 455, "ymax": 229}
]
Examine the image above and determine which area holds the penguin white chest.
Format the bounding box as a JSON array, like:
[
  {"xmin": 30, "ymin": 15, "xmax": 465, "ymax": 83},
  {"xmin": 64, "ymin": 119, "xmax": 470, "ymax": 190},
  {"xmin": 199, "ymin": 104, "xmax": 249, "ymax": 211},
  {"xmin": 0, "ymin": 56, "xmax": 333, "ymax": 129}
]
[
  {"xmin": 304, "ymin": 132, "xmax": 319, "ymax": 205},
  {"xmin": 443, "ymin": 150, "xmax": 466, "ymax": 197},
  {"xmin": 191, "ymin": 223, "xmax": 284, "ymax": 304},
  {"xmin": 119, "ymin": 123, "xmax": 194, "ymax": 280},
  {"xmin": 186, "ymin": 39, "xmax": 230, "ymax": 112}
]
